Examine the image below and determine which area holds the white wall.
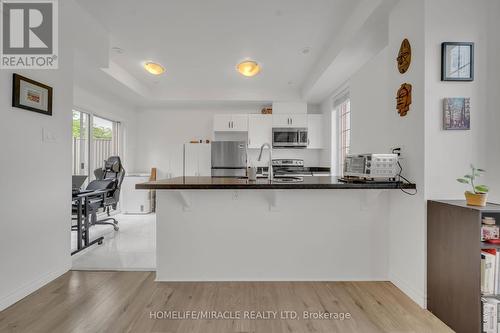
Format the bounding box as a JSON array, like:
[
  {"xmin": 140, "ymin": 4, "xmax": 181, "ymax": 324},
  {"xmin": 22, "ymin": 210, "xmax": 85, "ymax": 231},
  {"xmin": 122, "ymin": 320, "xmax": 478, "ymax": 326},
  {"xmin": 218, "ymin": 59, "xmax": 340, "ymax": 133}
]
[
  {"xmin": 319, "ymin": 0, "xmax": 427, "ymax": 306},
  {"xmin": 386, "ymin": 0, "xmax": 427, "ymax": 307},
  {"xmin": 0, "ymin": 2, "xmax": 74, "ymax": 310},
  {"xmin": 486, "ymin": 0, "xmax": 500, "ymax": 204},
  {"xmin": 424, "ymin": 0, "xmax": 490, "ymax": 200},
  {"xmin": 134, "ymin": 106, "xmax": 325, "ymax": 179},
  {"xmin": 73, "ymin": 85, "xmax": 137, "ymax": 172}
]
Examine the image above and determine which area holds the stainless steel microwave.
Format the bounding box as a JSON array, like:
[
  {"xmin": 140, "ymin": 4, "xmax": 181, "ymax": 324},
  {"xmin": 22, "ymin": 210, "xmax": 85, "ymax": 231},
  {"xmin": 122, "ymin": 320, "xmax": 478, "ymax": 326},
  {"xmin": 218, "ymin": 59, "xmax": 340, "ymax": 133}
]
[{"xmin": 272, "ymin": 128, "xmax": 308, "ymax": 148}]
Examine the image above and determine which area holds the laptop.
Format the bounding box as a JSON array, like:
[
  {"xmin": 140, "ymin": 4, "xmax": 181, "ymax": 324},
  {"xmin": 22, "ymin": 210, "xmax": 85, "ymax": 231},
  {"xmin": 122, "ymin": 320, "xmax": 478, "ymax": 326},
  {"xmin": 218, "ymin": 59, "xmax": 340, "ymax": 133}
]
[{"xmin": 72, "ymin": 175, "xmax": 87, "ymax": 193}]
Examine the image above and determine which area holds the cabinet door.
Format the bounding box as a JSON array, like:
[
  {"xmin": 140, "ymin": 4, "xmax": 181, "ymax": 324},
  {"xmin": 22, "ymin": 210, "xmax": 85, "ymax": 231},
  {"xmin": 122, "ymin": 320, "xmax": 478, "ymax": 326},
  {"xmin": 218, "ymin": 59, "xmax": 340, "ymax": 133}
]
[
  {"xmin": 289, "ymin": 114, "xmax": 308, "ymax": 128},
  {"xmin": 272, "ymin": 114, "xmax": 291, "ymax": 127},
  {"xmin": 248, "ymin": 114, "xmax": 272, "ymax": 149},
  {"xmin": 231, "ymin": 115, "xmax": 248, "ymax": 132},
  {"xmin": 197, "ymin": 144, "xmax": 212, "ymax": 176},
  {"xmin": 307, "ymin": 114, "xmax": 324, "ymax": 149},
  {"xmin": 213, "ymin": 115, "xmax": 232, "ymax": 132},
  {"xmin": 184, "ymin": 144, "xmax": 199, "ymax": 176}
]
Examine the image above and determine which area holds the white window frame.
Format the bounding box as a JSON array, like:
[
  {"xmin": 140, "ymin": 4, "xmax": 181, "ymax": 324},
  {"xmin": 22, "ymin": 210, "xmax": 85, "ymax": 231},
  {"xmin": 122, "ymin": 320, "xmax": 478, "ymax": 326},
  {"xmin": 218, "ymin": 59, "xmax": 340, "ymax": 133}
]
[
  {"xmin": 73, "ymin": 107, "xmax": 123, "ymax": 180},
  {"xmin": 332, "ymin": 90, "xmax": 350, "ymax": 176}
]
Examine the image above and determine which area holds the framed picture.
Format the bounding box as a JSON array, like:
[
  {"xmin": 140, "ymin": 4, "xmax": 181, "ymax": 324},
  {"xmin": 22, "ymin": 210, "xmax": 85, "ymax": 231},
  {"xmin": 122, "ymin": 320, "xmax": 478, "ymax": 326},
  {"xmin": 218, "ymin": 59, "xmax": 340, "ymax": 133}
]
[
  {"xmin": 12, "ymin": 74, "xmax": 53, "ymax": 116},
  {"xmin": 441, "ymin": 42, "xmax": 474, "ymax": 81},
  {"xmin": 443, "ymin": 98, "xmax": 470, "ymax": 130}
]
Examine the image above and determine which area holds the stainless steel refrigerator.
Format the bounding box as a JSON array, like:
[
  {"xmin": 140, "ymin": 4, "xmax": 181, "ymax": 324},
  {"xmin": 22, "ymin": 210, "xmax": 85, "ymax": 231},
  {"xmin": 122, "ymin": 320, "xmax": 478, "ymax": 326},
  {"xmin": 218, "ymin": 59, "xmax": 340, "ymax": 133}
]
[{"xmin": 211, "ymin": 141, "xmax": 247, "ymax": 177}]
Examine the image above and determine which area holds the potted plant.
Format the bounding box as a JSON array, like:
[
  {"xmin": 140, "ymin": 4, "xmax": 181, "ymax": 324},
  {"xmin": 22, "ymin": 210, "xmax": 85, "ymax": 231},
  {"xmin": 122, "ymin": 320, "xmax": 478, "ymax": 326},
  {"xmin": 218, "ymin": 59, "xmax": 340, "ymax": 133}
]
[{"xmin": 457, "ymin": 165, "xmax": 489, "ymax": 207}]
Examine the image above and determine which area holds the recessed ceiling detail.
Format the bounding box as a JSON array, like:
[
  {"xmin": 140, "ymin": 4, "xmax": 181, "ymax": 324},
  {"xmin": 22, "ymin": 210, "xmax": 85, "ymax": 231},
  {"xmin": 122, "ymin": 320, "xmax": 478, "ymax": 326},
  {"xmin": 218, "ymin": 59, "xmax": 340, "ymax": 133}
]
[
  {"xmin": 237, "ymin": 60, "xmax": 261, "ymax": 77},
  {"xmin": 76, "ymin": 0, "xmax": 368, "ymax": 104}
]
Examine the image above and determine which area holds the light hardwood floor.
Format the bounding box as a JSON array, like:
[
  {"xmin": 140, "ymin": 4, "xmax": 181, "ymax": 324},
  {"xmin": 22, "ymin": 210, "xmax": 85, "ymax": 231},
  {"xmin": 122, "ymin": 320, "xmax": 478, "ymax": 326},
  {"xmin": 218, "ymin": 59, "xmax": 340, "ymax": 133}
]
[{"xmin": 0, "ymin": 271, "xmax": 452, "ymax": 333}]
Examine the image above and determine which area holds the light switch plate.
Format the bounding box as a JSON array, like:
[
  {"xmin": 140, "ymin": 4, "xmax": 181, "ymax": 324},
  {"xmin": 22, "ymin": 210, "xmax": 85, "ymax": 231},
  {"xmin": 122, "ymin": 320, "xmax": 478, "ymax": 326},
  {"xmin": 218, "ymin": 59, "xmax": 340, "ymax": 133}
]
[{"xmin": 42, "ymin": 128, "xmax": 57, "ymax": 143}]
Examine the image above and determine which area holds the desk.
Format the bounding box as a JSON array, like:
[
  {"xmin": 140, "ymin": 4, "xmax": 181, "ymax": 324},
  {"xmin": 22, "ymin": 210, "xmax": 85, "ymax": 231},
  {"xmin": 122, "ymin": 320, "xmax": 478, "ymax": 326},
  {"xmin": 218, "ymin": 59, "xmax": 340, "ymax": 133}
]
[{"xmin": 71, "ymin": 190, "xmax": 109, "ymax": 255}]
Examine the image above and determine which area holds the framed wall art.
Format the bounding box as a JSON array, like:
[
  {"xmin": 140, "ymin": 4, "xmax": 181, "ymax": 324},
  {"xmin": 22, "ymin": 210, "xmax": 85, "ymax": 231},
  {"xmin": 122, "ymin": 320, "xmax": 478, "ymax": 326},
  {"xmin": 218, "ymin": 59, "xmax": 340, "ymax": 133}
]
[
  {"xmin": 443, "ymin": 97, "xmax": 470, "ymax": 130},
  {"xmin": 441, "ymin": 42, "xmax": 474, "ymax": 81},
  {"xmin": 12, "ymin": 74, "xmax": 53, "ymax": 116}
]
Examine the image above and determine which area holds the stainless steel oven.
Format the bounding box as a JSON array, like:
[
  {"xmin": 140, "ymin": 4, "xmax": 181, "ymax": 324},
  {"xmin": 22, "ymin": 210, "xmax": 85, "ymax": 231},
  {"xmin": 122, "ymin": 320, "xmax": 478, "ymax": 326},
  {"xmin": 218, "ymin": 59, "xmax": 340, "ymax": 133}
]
[{"xmin": 272, "ymin": 128, "xmax": 308, "ymax": 148}]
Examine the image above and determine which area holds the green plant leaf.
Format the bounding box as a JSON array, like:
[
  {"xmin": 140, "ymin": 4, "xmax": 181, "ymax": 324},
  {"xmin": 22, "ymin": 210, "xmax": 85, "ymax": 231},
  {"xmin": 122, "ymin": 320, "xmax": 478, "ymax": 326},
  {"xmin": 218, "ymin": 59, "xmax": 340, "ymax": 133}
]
[
  {"xmin": 457, "ymin": 178, "xmax": 470, "ymax": 184},
  {"xmin": 477, "ymin": 168, "xmax": 486, "ymax": 172},
  {"xmin": 464, "ymin": 175, "xmax": 473, "ymax": 179},
  {"xmin": 475, "ymin": 185, "xmax": 489, "ymax": 193}
]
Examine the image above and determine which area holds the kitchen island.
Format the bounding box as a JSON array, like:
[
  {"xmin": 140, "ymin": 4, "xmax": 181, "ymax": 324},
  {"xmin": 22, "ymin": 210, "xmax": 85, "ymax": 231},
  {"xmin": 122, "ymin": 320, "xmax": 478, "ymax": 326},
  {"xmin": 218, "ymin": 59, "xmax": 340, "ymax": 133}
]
[{"xmin": 137, "ymin": 177, "xmax": 416, "ymax": 282}]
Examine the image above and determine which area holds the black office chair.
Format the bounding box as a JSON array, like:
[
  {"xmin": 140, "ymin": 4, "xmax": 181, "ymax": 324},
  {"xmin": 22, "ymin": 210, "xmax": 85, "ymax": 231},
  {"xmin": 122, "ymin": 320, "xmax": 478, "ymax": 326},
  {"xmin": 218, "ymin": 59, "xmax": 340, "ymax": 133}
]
[{"xmin": 87, "ymin": 156, "xmax": 125, "ymax": 231}]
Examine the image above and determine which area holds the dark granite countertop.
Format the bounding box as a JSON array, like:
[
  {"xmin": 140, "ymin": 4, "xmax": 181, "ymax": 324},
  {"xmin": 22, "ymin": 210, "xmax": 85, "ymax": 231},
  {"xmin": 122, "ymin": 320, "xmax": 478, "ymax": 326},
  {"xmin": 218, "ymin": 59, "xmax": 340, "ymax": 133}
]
[{"xmin": 136, "ymin": 176, "xmax": 416, "ymax": 190}]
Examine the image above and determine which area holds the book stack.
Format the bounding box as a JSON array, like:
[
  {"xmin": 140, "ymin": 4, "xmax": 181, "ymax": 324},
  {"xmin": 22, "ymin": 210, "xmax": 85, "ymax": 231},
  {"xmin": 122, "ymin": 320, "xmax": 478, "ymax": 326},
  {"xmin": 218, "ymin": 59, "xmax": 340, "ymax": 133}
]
[
  {"xmin": 482, "ymin": 249, "xmax": 500, "ymax": 295},
  {"xmin": 483, "ymin": 297, "xmax": 500, "ymax": 333},
  {"xmin": 482, "ymin": 249, "xmax": 500, "ymax": 332}
]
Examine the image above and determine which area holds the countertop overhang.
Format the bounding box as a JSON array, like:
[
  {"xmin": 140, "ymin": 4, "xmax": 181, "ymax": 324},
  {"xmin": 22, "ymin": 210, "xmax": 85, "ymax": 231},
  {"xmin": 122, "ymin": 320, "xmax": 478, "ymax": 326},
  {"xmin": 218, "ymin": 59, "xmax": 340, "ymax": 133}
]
[{"xmin": 136, "ymin": 176, "xmax": 417, "ymax": 190}]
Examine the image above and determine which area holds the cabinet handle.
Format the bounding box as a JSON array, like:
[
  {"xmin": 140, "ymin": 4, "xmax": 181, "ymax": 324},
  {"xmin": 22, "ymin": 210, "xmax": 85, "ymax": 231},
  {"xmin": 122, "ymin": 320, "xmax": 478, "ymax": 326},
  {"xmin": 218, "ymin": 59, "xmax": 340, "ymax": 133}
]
[
  {"xmin": 248, "ymin": 138, "xmax": 251, "ymax": 146},
  {"xmin": 290, "ymin": 117, "xmax": 293, "ymax": 125}
]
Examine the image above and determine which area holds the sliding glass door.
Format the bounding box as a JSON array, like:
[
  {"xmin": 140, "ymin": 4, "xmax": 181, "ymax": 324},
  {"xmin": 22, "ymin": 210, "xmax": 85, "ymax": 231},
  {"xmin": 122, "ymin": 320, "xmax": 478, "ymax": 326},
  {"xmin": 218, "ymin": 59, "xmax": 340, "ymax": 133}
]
[
  {"xmin": 72, "ymin": 111, "xmax": 121, "ymax": 181},
  {"xmin": 91, "ymin": 116, "xmax": 121, "ymax": 177},
  {"xmin": 72, "ymin": 110, "xmax": 90, "ymax": 177}
]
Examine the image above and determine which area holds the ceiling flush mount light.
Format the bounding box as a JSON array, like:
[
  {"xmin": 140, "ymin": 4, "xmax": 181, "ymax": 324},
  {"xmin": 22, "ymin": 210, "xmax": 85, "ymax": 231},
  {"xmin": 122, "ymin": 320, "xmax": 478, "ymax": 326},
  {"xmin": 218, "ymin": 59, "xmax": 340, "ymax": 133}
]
[
  {"xmin": 144, "ymin": 62, "xmax": 165, "ymax": 75},
  {"xmin": 237, "ymin": 60, "xmax": 261, "ymax": 77}
]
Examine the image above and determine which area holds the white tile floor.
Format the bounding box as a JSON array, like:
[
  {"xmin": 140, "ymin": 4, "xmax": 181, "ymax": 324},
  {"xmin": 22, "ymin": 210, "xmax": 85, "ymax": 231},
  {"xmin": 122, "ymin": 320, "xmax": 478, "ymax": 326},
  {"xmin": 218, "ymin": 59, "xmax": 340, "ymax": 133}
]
[{"xmin": 71, "ymin": 213, "xmax": 156, "ymax": 271}]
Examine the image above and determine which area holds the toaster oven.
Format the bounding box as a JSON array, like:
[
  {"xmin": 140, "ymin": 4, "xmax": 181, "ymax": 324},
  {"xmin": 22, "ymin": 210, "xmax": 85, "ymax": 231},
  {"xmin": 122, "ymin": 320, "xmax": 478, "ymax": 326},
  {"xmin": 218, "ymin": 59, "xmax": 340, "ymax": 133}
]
[{"xmin": 344, "ymin": 154, "xmax": 399, "ymax": 180}]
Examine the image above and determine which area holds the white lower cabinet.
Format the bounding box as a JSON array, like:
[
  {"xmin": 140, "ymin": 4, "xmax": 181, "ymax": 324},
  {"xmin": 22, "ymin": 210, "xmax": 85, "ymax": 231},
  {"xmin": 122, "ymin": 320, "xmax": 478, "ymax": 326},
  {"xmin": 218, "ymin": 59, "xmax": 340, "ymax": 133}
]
[
  {"xmin": 248, "ymin": 114, "xmax": 272, "ymax": 148},
  {"xmin": 184, "ymin": 143, "xmax": 211, "ymax": 176}
]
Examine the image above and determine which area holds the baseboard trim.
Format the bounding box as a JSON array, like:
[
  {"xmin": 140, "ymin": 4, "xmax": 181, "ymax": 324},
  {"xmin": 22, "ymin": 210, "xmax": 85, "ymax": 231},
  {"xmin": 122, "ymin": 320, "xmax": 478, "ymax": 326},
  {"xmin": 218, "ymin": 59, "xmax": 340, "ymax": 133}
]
[
  {"xmin": 390, "ymin": 273, "xmax": 426, "ymax": 308},
  {"xmin": 0, "ymin": 266, "xmax": 69, "ymax": 311}
]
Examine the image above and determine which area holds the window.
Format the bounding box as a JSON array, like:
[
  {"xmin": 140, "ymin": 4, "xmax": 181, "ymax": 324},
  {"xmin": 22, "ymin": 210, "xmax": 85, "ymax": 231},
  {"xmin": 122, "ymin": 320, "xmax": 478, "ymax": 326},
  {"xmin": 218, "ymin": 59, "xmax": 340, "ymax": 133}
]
[
  {"xmin": 72, "ymin": 110, "xmax": 90, "ymax": 176},
  {"xmin": 92, "ymin": 116, "xmax": 121, "ymax": 174},
  {"xmin": 72, "ymin": 111, "xmax": 121, "ymax": 180},
  {"xmin": 339, "ymin": 99, "xmax": 351, "ymax": 173},
  {"xmin": 332, "ymin": 92, "xmax": 350, "ymax": 176}
]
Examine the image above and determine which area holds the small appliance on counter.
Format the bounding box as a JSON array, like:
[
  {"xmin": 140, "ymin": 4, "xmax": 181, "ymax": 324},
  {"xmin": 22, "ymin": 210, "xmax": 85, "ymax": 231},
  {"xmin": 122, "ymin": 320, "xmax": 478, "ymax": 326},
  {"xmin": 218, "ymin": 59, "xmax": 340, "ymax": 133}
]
[
  {"xmin": 211, "ymin": 141, "xmax": 247, "ymax": 177},
  {"xmin": 343, "ymin": 153, "xmax": 399, "ymax": 181},
  {"xmin": 272, "ymin": 128, "xmax": 308, "ymax": 148}
]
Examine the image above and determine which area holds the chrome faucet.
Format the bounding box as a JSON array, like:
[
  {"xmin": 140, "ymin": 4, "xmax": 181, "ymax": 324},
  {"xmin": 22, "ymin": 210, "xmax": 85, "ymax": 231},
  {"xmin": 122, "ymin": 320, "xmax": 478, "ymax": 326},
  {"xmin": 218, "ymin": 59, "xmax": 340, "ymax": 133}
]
[{"xmin": 258, "ymin": 143, "xmax": 273, "ymax": 181}]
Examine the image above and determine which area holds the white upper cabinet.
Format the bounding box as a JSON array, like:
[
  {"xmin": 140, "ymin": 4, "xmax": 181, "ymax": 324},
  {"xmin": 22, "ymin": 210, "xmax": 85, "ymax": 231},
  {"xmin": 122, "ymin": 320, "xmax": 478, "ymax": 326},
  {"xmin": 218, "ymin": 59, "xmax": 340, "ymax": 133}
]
[
  {"xmin": 272, "ymin": 114, "xmax": 307, "ymax": 128},
  {"xmin": 213, "ymin": 115, "xmax": 232, "ymax": 131},
  {"xmin": 248, "ymin": 114, "xmax": 272, "ymax": 149},
  {"xmin": 213, "ymin": 114, "xmax": 248, "ymax": 132},
  {"xmin": 307, "ymin": 114, "xmax": 324, "ymax": 149},
  {"xmin": 230, "ymin": 115, "xmax": 248, "ymax": 131}
]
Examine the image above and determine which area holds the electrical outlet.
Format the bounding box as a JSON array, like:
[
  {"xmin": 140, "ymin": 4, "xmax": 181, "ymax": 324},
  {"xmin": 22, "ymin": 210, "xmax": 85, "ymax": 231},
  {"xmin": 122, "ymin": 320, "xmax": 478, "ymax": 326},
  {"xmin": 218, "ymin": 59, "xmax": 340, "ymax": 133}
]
[{"xmin": 391, "ymin": 146, "xmax": 405, "ymax": 159}]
